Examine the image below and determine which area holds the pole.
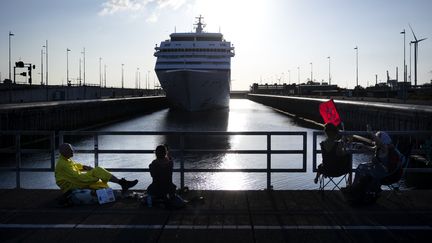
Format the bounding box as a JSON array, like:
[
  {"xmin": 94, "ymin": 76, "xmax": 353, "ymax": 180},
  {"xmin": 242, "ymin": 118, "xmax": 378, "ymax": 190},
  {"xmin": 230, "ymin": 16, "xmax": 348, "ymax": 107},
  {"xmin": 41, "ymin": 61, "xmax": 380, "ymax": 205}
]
[
  {"xmin": 310, "ymin": 62, "xmax": 313, "ymax": 82},
  {"xmin": 9, "ymin": 31, "xmax": 14, "ymax": 81},
  {"xmin": 288, "ymin": 70, "xmax": 290, "ymax": 84},
  {"xmin": 327, "ymin": 56, "xmax": 331, "ymax": 85},
  {"xmin": 355, "ymin": 46, "xmax": 358, "ymax": 87},
  {"xmin": 45, "ymin": 40, "xmax": 48, "ymax": 85},
  {"xmin": 82, "ymin": 48, "xmax": 86, "ymax": 85},
  {"xmin": 121, "ymin": 64, "xmax": 124, "ymax": 89},
  {"xmin": 79, "ymin": 58, "xmax": 81, "ymax": 86},
  {"xmin": 402, "ymin": 29, "xmax": 406, "ymax": 83},
  {"xmin": 297, "ymin": 66, "xmax": 300, "ymax": 83},
  {"xmin": 66, "ymin": 49, "xmax": 70, "ymax": 86},
  {"xmin": 40, "ymin": 49, "xmax": 44, "ymax": 85},
  {"xmin": 104, "ymin": 64, "xmax": 107, "ymax": 88},
  {"xmin": 409, "ymin": 42, "xmax": 412, "ymax": 83},
  {"xmin": 99, "ymin": 57, "xmax": 102, "ymax": 87}
]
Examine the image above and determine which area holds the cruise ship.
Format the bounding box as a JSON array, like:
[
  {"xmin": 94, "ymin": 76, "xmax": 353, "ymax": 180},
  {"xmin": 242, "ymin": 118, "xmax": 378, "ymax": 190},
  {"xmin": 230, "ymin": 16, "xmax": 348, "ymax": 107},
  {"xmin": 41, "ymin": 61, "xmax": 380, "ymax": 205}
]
[{"xmin": 154, "ymin": 16, "xmax": 235, "ymax": 111}]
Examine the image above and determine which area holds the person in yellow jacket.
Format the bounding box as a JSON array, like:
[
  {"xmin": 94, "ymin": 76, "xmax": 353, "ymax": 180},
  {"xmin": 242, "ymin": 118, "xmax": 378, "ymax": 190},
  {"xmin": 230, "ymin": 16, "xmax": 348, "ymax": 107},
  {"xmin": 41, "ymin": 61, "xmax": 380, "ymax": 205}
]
[{"xmin": 55, "ymin": 143, "xmax": 138, "ymax": 194}]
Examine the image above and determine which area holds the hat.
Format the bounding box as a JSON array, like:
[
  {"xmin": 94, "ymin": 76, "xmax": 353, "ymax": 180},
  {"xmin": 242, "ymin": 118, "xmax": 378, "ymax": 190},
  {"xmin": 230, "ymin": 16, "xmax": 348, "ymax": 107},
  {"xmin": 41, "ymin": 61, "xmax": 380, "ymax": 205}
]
[{"xmin": 376, "ymin": 131, "xmax": 392, "ymax": 145}]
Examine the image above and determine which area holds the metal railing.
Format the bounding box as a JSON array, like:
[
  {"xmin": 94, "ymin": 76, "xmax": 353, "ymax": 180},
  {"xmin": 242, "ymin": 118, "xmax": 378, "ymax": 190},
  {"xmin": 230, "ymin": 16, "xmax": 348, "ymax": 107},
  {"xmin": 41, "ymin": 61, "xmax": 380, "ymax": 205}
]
[
  {"xmin": 0, "ymin": 131, "xmax": 56, "ymax": 189},
  {"xmin": 1, "ymin": 131, "xmax": 307, "ymax": 190},
  {"xmin": 312, "ymin": 130, "xmax": 432, "ymax": 173}
]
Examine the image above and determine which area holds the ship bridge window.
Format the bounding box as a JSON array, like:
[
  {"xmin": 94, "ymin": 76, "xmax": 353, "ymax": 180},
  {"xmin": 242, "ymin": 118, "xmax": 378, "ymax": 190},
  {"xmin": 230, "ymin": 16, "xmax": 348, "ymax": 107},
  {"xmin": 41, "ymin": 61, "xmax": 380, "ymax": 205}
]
[
  {"xmin": 171, "ymin": 37, "xmax": 194, "ymax": 41},
  {"xmin": 196, "ymin": 37, "xmax": 222, "ymax": 41}
]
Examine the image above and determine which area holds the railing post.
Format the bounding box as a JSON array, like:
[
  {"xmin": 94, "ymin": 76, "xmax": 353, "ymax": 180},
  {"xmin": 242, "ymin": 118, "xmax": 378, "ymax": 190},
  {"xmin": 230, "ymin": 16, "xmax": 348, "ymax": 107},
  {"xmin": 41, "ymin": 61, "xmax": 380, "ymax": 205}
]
[
  {"xmin": 94, "ymin": 134, "xmax": 99, "ymax": 167},
  {"xmin": 303, "ymin": 132, "xmax": 307, "ymax": 172},
  {"xmin": 15, "ymin": 134, "xmax": 21, "ymax": 189},
  {"xmin": 312, "ymin": 132, "xmax": 317, "ymax": 172},
  {"xmin": 59, "ymin": 131, "xmax": 64, "ymax": 148},
  {"xmin": 180, "ymin": 134, "xmax": 185, "ymax": 189},
  {"xmin": 50, "ymin": 132, "xmax": 56, "ymax": 170},
  {"xmin": 267, "ymin": 134, "xmax": 272, "ymax": 190}
]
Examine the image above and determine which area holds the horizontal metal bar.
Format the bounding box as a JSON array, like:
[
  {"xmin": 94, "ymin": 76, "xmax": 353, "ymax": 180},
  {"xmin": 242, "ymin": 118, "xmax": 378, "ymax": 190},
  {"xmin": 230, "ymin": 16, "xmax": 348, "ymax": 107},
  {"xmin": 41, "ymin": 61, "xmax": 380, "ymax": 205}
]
[
  {"xmin": 0, "ymin": 168, "xmax": 53, "ymax": 172},
  {"xmin": 0, "ymin": 131, "xmax": 54, "ymax": 135},
  {"xmin": 0, "ymin": 149, "xmax": 52, "ymax": 154},
  {"xmin": 60, "ymin": 131, "xmax": 308, "ymax": 136},
  {"xmin": 73, "ymin": 149, "xmax": 305, "ymax": 154},
  {"xmin": 103, "ymin": 168, "xmax": 305, "ymax": 173}
]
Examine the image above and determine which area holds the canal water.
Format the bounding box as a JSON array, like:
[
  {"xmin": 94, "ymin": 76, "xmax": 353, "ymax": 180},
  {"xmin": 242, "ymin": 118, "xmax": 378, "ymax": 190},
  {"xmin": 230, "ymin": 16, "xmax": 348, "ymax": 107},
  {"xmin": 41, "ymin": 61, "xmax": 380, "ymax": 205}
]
[{"xmin": 1, "ymin": 99, "xmax": 370, "ymax": 190}]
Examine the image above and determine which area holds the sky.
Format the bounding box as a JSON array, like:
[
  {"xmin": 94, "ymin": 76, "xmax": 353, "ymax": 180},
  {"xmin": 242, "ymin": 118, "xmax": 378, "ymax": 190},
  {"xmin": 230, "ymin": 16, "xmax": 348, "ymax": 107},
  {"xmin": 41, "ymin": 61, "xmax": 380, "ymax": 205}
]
[{"xmin": 0, "ymin": 0, "xmax": 431, "ymax": 90}]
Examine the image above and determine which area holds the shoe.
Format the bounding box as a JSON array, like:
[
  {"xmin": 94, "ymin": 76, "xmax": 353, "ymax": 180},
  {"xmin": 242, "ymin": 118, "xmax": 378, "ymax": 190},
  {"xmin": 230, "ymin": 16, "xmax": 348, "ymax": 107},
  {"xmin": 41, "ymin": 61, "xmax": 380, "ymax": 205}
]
[
  {"xmin": 314, "ymin": 177, "xmax": 319, "ymax": 184},
  {"xmin": 119, "ymin": 178, "xmax": 138, "ymax": 192}
]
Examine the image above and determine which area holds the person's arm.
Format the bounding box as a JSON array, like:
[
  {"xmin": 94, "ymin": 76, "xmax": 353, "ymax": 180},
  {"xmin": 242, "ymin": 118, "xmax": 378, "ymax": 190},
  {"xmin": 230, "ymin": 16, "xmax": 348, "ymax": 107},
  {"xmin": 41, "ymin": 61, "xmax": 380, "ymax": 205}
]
[{"xmin": 57, "ymin": 162, "xmax": 99, "ymax": 184}]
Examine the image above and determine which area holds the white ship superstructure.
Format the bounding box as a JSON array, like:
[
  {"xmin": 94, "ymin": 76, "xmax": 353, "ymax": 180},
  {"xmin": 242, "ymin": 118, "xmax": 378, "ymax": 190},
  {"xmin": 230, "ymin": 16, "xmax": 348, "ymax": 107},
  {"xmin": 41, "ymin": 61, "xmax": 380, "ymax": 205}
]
[{"xmin": 154, "ymin": 16, "xmax": 235, "ymax": 111}]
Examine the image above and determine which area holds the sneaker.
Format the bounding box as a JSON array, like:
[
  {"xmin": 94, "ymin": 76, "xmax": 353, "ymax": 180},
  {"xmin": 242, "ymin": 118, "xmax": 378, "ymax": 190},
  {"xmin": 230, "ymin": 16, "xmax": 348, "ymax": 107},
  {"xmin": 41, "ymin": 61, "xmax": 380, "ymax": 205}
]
[{"xmin": 119, "ymin": 178, "xmax": 138, "ymax": 192}]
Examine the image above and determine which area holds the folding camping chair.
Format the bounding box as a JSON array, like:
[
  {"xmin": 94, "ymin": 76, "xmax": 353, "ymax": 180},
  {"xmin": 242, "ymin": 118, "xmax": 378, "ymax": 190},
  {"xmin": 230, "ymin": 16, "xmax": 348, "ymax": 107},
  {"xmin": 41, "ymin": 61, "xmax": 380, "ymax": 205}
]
[
  {"xmin": 380, "ymin": 142, "xmax": 412, "ymax": 198},
  {"xmin": 318, "ymin": 143, "xmax": 353, "ymax": 192}
]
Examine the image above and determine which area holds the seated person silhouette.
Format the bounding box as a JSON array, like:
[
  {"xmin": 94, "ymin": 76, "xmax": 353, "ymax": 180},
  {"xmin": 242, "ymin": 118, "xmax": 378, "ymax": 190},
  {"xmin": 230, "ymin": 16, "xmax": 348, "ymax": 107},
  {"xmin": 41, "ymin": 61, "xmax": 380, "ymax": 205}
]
[
  {"xmin": 55, "ymin": 143, "xmax": 138, "ymax": 196},
  {"xmin": 314, "ymin": 123, "xmax": 352, "ymax": 185},
  {"xmin": 147, "ymin": 145, "xmax": 177, "ymax": 200}
]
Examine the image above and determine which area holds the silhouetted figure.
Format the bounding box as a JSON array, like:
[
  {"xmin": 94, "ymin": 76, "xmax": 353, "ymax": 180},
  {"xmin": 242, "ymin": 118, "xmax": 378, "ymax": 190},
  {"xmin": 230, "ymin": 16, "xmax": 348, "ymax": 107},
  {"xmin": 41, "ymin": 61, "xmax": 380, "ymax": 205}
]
[
  {"xmin": 146, "ymin": 145, "xmax": 177, "ymax": 198},
  {"xmin": 314, "ymin": 123, "xmax": 352, "ymax": 185}
]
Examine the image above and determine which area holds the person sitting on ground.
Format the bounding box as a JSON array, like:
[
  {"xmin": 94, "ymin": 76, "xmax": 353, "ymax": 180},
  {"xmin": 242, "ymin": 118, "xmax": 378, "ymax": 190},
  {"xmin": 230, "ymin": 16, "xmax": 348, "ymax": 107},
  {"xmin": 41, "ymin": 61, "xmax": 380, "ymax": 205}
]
[
  {"xmin": 314, "ymin": 123, "xmax": 352, "ymax": 184},
  {"xmin": 55, "ymin": 143, "xmax": 138, "ymax": 195},
  {"xmin": 147, "ymin": 145, "xmax": 177, "ymax": 199}
]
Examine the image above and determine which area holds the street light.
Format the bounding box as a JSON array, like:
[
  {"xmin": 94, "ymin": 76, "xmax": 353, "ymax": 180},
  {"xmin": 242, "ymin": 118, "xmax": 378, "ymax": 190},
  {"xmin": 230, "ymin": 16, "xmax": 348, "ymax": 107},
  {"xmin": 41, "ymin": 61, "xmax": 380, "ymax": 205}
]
[
  {"xmin": 327, "ymin": 56, "xmax": 331, "ymax": 85},
  {"xmin": 297, "ymin": 66, "xmax": 300, "ymax": 83},
  {"xmin": 287, "ymin": 70, "xmax": 291, "ymax": 84},
  {"xmin": 354, "ymin": 46, "xmax": 358, "ymax": 87},
  {"xmin": 81, "ymin": 48, "xmax": 86, "ymax": 85},
  {"xmin": 66, "ymin": 48, "xmax": 71, "ymax": 86},
  {"xmin": 121, "ymin": 64, "xmax": 124, "ymax": 89},
  {"xmin": 45, "ymin": 40, "xmax": 48, "ymax": 85},
  {"xmin": 401, "ymin": 29, "xmax": 406, "ymax": 82},
  {"xmin": 310, "ymin": 62, "xmax": 313, "ymax": 82},
  {"xmin": 8, "ymin": 31, "xmax": 14, "ymax": 81},
  {"xmin": 40, "ymin": 48, "xmax": 44, "ymax": 85},
  {"xmin": 99, "ymin": 57, "xmax": 102, "ymax": 87},
  {"xmin": 104, "ymin": 64, "xmax": 107, "ymax": 88}
]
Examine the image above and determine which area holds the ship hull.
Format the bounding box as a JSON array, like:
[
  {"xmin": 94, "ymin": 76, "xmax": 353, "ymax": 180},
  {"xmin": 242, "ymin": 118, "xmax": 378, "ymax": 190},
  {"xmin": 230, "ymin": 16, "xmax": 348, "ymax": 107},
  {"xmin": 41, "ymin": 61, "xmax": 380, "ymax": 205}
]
[{"xmin": 155, "ymin": 69, "xmax": 231, "ymax": 111}]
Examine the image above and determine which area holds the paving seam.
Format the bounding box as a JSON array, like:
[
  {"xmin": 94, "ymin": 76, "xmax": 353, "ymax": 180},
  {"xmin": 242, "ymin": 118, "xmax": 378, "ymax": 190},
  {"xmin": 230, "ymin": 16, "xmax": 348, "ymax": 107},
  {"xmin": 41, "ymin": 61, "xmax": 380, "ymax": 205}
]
[{"xmin": 245, "ymin": 192, "xmax": 257, "ymax": 243}]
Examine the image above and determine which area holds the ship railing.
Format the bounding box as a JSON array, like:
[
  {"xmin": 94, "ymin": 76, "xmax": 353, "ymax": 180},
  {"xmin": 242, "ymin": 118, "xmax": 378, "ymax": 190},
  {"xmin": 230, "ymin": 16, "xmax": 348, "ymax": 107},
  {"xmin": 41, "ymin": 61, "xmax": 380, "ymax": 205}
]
[{"xmin": 0, "ymin": 131, "xmax": 307, "ymax": 190}]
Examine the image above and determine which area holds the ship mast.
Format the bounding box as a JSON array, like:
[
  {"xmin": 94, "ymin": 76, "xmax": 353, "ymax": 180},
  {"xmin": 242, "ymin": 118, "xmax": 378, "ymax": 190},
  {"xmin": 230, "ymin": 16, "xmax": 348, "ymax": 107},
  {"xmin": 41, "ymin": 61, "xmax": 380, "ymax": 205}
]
[{"xmin": 194, "ymin": 15, "xmax": 206, "ymax": 33}]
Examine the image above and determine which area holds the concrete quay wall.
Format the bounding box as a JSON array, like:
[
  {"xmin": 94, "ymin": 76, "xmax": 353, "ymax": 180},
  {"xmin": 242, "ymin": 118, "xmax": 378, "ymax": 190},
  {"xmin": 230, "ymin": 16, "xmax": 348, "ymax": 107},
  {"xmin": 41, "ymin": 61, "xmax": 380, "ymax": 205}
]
[
  {"xmin": 0, "ymin": 84, "xmax": 163, "ymax": 104},
  {"xmin": 0, "ymin": 96, "xmax": 168, "ymax": 131},
  {"xmin": 248, "ymin": 94, "xmax": 432, "ymax": 131}
]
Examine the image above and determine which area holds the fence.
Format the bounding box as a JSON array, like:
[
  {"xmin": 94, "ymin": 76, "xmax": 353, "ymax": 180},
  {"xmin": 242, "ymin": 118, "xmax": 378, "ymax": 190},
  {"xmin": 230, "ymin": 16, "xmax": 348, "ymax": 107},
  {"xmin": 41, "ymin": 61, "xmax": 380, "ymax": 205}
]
[{"xmin": 0, "ymin": 131, "xmax": 308, "ymax": 190}]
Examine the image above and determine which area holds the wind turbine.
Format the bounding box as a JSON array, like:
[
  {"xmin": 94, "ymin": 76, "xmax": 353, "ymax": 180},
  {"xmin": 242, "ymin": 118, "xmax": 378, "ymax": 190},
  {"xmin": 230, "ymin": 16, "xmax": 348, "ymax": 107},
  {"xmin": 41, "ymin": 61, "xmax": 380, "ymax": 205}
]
[{"xmin": 409, "ymin": 24, "xmax": 427, "ymax": 86}]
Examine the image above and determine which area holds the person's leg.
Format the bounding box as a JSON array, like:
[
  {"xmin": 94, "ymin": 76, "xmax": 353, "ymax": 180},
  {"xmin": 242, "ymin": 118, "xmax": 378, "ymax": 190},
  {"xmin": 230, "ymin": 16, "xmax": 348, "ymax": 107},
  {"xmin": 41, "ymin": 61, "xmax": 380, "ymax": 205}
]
[
  {"xmin": 89, "ymin": 166, "xmax": 138, "ymax": 191},
  {"xmin": 314, "ymin": 164, "xmax": 323, "ymax": 184}
]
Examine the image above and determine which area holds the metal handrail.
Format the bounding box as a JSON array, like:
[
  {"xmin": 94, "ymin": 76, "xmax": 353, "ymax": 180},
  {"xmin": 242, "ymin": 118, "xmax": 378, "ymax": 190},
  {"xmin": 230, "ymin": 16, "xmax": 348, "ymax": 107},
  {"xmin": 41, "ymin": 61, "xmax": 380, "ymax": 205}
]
[
  {"xmin": 1, "ymin": 131, "xmax": 307, "ymax": 190},
  {"xmin": 312, "ymin": 130, "xmax": 432, "ymax": 173}
]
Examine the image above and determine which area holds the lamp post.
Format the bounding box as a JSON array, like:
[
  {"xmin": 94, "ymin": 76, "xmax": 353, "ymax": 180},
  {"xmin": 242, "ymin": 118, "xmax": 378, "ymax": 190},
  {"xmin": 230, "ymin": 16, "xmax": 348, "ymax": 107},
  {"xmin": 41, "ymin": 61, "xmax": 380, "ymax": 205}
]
[
  {"xmin": 354, "ymin": 46, "xmax": 358, "ymax": 87},
  {"xmin": 81, "ymin": 48, "xmax": 86, "ymax": 85},
  {"xmin": 327, "ymin": 56, "xmax": 331, "ymax": 85},
  {"xmin": 66, "ymin": 48, "xmax": 71, "ymax": 86},
  {"xmin": 40, "ymin": 48, "xmax": 44, "ymax": 85},
  {"xmin": 297, "ymin": 66, "xmax": 300, "ymax": 83},
  {"xmin": 310, "ymin": 62, "xmax": 313, "ymax": 82},
  {"xmin": 99, "ymin": 57, "xmax": 102, "ymax": 87},
  {"xmin": 8, "ymin": 31, "xmax": 14, "ymax": 81},
  {"xmin": 104, "ymin": 64, "xmax": 107, "ymax": 88},
  {"xmin": 121, "ymin": 64, "xmax": 124, "ymax": 89},
  {"xmin": 401, "ymin": 29, "xmax": 406, "ymax": 82},
  {"xmin": 287, "ymin": 70, "xmax": 291, "ymax": 84},
  {"xmin": 45, "ymin": 40, "xmax": 48, "ymax": 85},
  {"xmin": 79, "ymin": 58, "xmax": 82, "ymax": 86},
  {"xmin": 409, "ymin": 42, "xmax": 412, "ymax": 83}
]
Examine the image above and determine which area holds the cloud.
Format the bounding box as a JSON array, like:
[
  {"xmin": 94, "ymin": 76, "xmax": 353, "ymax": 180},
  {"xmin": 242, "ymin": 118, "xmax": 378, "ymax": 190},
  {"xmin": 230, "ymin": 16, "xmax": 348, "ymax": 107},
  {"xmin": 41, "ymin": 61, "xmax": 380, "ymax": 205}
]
[{"xmin": 99, "ymin": 0, "xmax": 189, "ymax": 21}]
